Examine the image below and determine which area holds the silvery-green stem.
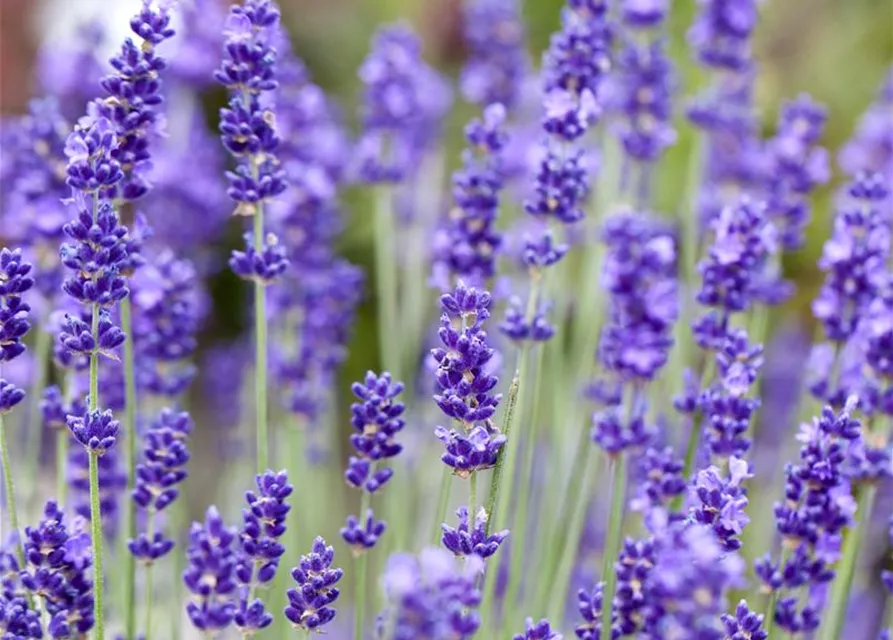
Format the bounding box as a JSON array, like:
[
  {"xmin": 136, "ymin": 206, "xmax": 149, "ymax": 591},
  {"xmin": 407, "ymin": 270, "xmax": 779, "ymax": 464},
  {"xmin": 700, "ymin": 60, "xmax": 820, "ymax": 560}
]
[
  {"xmin": 23, "ymin": 324, "xmax": 50, "ymax": 507},
  {"xmin": 353, "ymin": 489, "xmax": 373, "ymax": 640},
  {"xmin": 121, "ymin": 296, "xmax": 138, "ymax": 640},
  {"xmin": 89, "ymin": 451, "xmax": 105, "ymax": 640},
  {"xmin": 672, "ymin": 355, "xmax": 716, "ymax": 513},
  {"xmin": 600, "ymin": 452, "xmax": 628, "ymax": 638},
  {"xmin": 0, "ymin": 412, "xmax": 24, "ymax": 567},
  {"xmin": 143, "ymin": 508, "xmax": 155, "ymax": 640},
  {"xmin": 503, "ymin": 341, "xmax": 546, "ymax": 621},
  {"xmin": 821, "ymin": 420, "xmax": 890, "ymax": 640},
  {"xmin": 469, "ymin": 472, "xmax": 478, "ymax": 522},
  {"xmin": 56, "ymin": 429, "xmax": 68, "ymax": 505},
  {"xmin": 254, "ymin": 205, "xmax": 269, "ymax": 472},
  {"xmin": 431, "ymin": 465, "xmax": 452, "ymax": 546},
  {"xmin": 374, "ymin": 186, "xmax": 399, "ymax": 377}
]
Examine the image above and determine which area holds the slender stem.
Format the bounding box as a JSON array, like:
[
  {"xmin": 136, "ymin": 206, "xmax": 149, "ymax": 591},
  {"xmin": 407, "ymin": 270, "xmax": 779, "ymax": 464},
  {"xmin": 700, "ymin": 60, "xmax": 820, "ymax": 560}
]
[
  {"xmin": 121, "ymin": 297, "xmax": 138, "ymax": 640},
  {"xmin": 599, "ymin": 453, "xmax": 628, "ymax": 639},
  {"xmin": 431, "ymin": 466, "xmax": 453, "ymax": 545},
  {"xmin": 504, "ymin": 342, "xmax": 546, "ymax": 619},
  {"xmin": 354, "ymin": 490, "xmax": 373, "ymax": 640},
  {"xmin": 0, "ymin": 413, "xmax": 25, "ymax": 567},
  {"xmin": 144, "ymin": 509, "xmax": 155, "ymax": 640},
  {"xmin": 374, "ymin": 186, "xmax": 399, "ymax": 377},
  {"xmin": 89, "ymin": 306, "xmax": 99, "ymax": 409},
  {"xmin": 89, "ymin": 451, "xmax": 105, "ymax": 640},
  {"xmin": 764, "ymin": 545, "xmax": 791, "ymax": 640},
  {"xmin": 56, "ymin": 429, "xmax": 68, "ymax": 505},
  {"xmin": 23, "ymin": 324, "xmax": 51, "ymax": 507},
  {"xmin": 547, "ymin": 446, "xmax": 598, "ymax": 623},
  {"xmin": 671, "ymin": 356, "xmax": 716, "ymax": 513},
  {"xmin": 254, "ymin": 206, "xmax": 269, "ymax": 472},
  {"xmin": 469, "ymin": 472, "xmax": 478, "ymax": 519}
]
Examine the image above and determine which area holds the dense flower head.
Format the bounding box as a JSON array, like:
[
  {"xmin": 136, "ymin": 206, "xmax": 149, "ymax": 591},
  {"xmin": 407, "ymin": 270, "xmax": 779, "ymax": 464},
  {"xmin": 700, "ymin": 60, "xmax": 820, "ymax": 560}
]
[
  {"xmin": 229, "ymin": 232, "xmax": 289, "ymax": 285},
  {"xmin": 523, "ymin": 230, "xmax": 568, "ymax": 269},
  {"xmin": 525, "ymin": 148, "xmax": 590, "ymax": 225},
  {"xmin": 59, "ymin": 309, "xmax": 126, "ymax": 359},
  {"xmin": 575, "ymin": 583, "xmax": 611, "ymax": 640},
  {"xmin": 67, "ymin": 408, "xmax": 119, "ymax": 455},
  {"xmin": 0, "ymin": 589, "xmax": 43, "ymax": 639},
  {"xmin": 183, "ymin": 506, "xmax": 239, "ymax": 632},
  {"xmin": 60, "ymin": 199, "xmax": 130, "ymax": 308},
  {"xmin": 813, "ymin": 172, "xmax": 890, "ymax": 342},
  {"xmin": 688, "ymin": 0, "xmax": 759, "ymax": 71},
  {"xmin": 341, "ymin": 509, "xmax": 387, "ymax": 554},
  {"xmin": 756, "ymin": 400, "xmax": 861, "ymax": 633},
  {"xmin": 764, "ymin": 94, "xmax": 830, "ymax": 249},
  {"xmin": 441, "ymin": 506, "xmax": 509, "ymax": 559},
  {"xmin": 839, "ymin": 65, "xmax": 893, "ymax": 179},
  {"xmin": 216, "ymin": 0, "xmax": 286, "ymax": 215},
  {"xmin": 461, "ymin": 0, "xmax": 528, "ymax": 109},
  {"xmin": 378, "ymin": 548, "xmax": 482, "ymax": 640},
  {"xmin": 500, "ymin": 296, "xmax": 555, "ymax": 343},
  {"xmin": 721, "ymin": 600, "xmax": 768, "ymax": 640},
  {"xmin": 96, "ymin": 0, "xmax": 176, "ymax": 200},
  {"xmin": 21, "ymin": 501, "xmax": 95, "ymax": 637},
  {"xmin": 435, "ymin": 424, "xmax": 507, "ymax": 476},
  {"xmin": 611, "ymin": 38, "xmax": 676, "ymax": 165},
  {"xmin": 514, "ymin": 618, "xmax": 562, "ymax": 639},
  {"xmin": 237, "ymin": 469, "xmax": 293, "ymax": 585},
  {"xmin": 861, "ymin": 273, "xmax": 893, "ymax": 387},
  {"xmin": 356, "ymin": 24, "xmax": 452, "ymax": 183},
  {"xmin": 346, "ymin": 371, "xmax": 405, "ymax": 493},
  {"xmin": 542, "ymin": 0, "xmax": 612, "ymax": 98},
  {"xmin": 0, "ymin": 247, "xmax": 34, "ymax": 363},
  {"xmin": 598, "ymin": 212, "xmax": 678, "ymax": 382},
  {"xmin": 0, "ymin": 381, "xmax": 25, "ymax": 415},
  {"xmin": 284, "ymin": 536, "xmax": 343, "ymax": 632},
  {"xmin": 130, "ymin": 249, "xmax": 204, "ymax": 398},
  {"xmin": 695, "ymin": 198, "xmax": 777, "ymax": 348},
  {"xmin": 630, "ymin": 446, "xmax": 686, "ymax": 512},
  {"xmin": 64, "ymin": 117, "xmax": 124, "ymax": 194},
  {"xmin": 129, "ymin": 409, "xmax": 193, "ymax": 561},
  {"xmin": 434, "ymin": 104, "xmax": 508, "ymax": 284},
  {"xmin": 691, "ymin": 456, "xmax": 751, "ymax": 550},
  {"xmin": 234, "ymin": 597, "xmax": 273, "ymax": 635}
]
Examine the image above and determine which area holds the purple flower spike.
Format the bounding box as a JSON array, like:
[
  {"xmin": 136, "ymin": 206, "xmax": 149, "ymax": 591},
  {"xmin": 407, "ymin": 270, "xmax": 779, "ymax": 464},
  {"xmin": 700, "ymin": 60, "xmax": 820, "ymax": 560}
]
[
  {"xmin": 238, "ymin": 470, "xmax": 293, "ymax": 585},
  {"xmin": 513, "ymin": 617, "xmax": 562, "ymax": 639},
  {"xmin": 234, "ymin": 597, "xmax": 273, "ymax": 635},
  {"xmin": 436, "ymin": 425, "xmax": 507, "ymax": 477},
  {"xmin": 64, "ymin": 118, "xmax": 124, "ymax": 194},
  {"xmin": 229, "ymin": 232, "xmax": 289, "ymax": 285},
  {"xmin": 721, "ymin": 600, "xmax": 768, "ymax": 640},
  {"xmin": 183, "ymin": 506, "xmax": 238, "ymax": 632},
  {"xmin": 692, "ymin": 457, "xmax": 751, "ymax": 550},
  {"xmin": 441, "ymin": 506, "xmax": 509, "ymax": 559},
  {"xmin": 284, "ymin": 536, "xmax": 342, "ymax": 632},
  {"xmin": 341, "ymin": 509, "xmax": 387, "ymax": 555},
  {"xmin": 688, "ymin": 0, "xmax": 758, "ymax": 71},
  {"xmin": 67, "ymin": 409, "xmax": 119, "ymax": 455},
  {"xmin": 0, "ymin": 247, "xmax": 35, "ymax": 368},
  {"xmin": 345, "ymin": 371, "xmax": 406, "ymax": 493}
]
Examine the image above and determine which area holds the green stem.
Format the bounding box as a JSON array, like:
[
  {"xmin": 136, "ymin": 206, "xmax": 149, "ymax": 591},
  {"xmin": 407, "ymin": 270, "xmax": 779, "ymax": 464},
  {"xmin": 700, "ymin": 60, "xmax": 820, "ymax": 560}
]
[
  {"xmin": 374, "ymin": 186, "xmax": 399, "ymax": 377},
  {"xmin": 547, "ymin": 446, "xmax": 598, "ymax": 623},
  {"xmin": 671, "ymin": 356, "xmax": 716, "ymax": 513},
  {"xmin": 764, "ymin": 545, "xmax": 792, "ymax": 640},
  {"xmin": 89, "ymin": 452, "xmax": 105, "ymax": 640},
  {"xmin": 469, "ymin": 472, "xmax": 478, "ymax": 518},
  {"xmin": 56, "ymin": 429, "xmax": 68, "ymax": 505},
  {"xmin": 143, "ymin": 509, "xmax": 155, "ymax": 640},
  {"xmin": 484, "ymin": 373, "xmax": 519, "ymax": 536},
  {"xmin": 254, "ymin": 207, "xmax": 269, "ymax": 472},
  {"xmin": 0, "ymin": 413, "xmax": 25, "ymax": 567},
  {"xmin": 431, "ymin": 466, "xmax": 453, "ymax": 545},
  {"xmin": 121, "ymin": 297, "xmax": 138, "ymax": 640},
  {"xmin": 504, "ymin": 342, "xmax": 546, "ymax": 619},
  {"xmin": 354, "ymin": 490, "xmax": 373, "ymax": 640},
  {"xmin": 90, "ymin": 305, "xmax": 99, "ymax": 409},
  {"xmin": 600, "ymin": 453, "xmax": 628, "ymax": 638},
  {"xmin": 23, "ymin": 324, "xmax": 51, "ymax": 507}
]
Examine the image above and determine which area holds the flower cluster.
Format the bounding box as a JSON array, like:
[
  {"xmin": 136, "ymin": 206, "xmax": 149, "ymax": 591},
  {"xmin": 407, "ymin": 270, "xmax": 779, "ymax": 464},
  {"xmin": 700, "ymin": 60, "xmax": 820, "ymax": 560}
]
[
  {"xmin": 756, "ymin": 401, "xmax": 862, "ymax": 634},
  {"xmin": 96, "ymin": 0, "xmax": 175, "ymax": 201},
  {"xmin": 377, "ymin": 549, "xmax": 483, "ymax": 639},
  {"xmin": 183, "ymin": 507, "xmax": 239, "ymax": 631},
  {"xmin": 691, "ymin": 456, "xmax": 751, "ymax": 550},
  {"xmin": 284, "ymin": 537, "xmax": 343, "ymax": 632},
  {"xmin": 433, "ymin": 103, "xmax": 509, "ymax": 287},
  {"xmin": 345, "ymin": 371, "xmax": 405, "ymax": 493},
  {"xmin": 460, "ymin": 0, "xmax": 528, "ymax": 110},
  {"xmin": 0, "ymin": 248, "xmax": 34, "ymax": 413},
  {"xmin": 129, "ymin": 409, "xmax": 193, "ymax": 562},
  {"xmin": 432, "ymin": 283, "xmax": 505, "ymax": 476},
  {"xmin": 441, "ymin": 507, "xmax": 509, "ymax": 559},
  {"xmin": 20, "ymin": 501, "xmax": 95, "ymax": 638},
  {"xmin": 237, "ymin": 470, "xmax": 293, "ymax": 587}
]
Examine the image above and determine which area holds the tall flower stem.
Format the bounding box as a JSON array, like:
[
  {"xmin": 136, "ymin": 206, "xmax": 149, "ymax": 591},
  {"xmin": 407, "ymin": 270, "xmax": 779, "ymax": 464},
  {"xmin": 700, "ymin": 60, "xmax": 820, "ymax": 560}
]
[
  {"xmin": 503, "ymin": 341, "xmax": 546, "ymax": 621},
  {"xmin": 121, "ymin": 296, "xmax": 138, "ymax": 640},
  {"xmin": 431, "ymin": 464, "xmax": 453, "ymax": 545},
  {"xmin": 353, "ymin": 489, "xmax": 373, "ymax": 640},
  {"xmin": 254, "ymin": 201, "xmax": 269, "ymax": 472},
  {"xmin": 547, "ymin": 445, "xmax": 598, "ymax": 623},
  {"xmin": 23, "ymin": 324, "xmax": 50, "ymax": 506},
  {"xmin": 672, "ymin": 356, "xmax": 716, "ymax": 512},
  {"xmin": 89, "ymin": 451, "xmax": 105, "ymax": 640},
  {"xmin": 56, "ymin": 429, "xmax": 68, "ymax": 505},
  {"xmin": 374, "ymin": 186, "xmax": 399, "ymax": 377},
  {"xmin": 88, "ymin": 302, "xmax": 105, "ymax": 640},
  {"xmin": 821, "ymin": 421, "xmax": 891, "ymax": 640},
  {"xmin": 485, "ymin": 373, "xmax": 519, "ymax": 536},
  {"xmin": 143, "ymin": 510, "xmax": 155, "ymax": 640},
  {"xmin": 469, "ymin": 471, "xmax": 478, "ymax": 518},
  {"xmin": 600, "ymin": 452, "xmax": 628, "ymax": 637},
  {"xmin": 763, "ymin": 546, "xmax": 790, "ymax": 640},
  {"xmin": 0, "ymin": 413, "xmax": 24, "ymax": 567}
]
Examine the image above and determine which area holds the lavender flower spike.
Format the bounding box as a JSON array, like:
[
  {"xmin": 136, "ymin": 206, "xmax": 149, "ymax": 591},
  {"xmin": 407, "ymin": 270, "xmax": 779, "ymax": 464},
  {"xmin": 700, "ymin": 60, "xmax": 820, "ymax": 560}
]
[
  {"xmin": 514, "ymin": 618, "xmax": 562, "ymax": 639},
  {"xmin": 284, "ymin": 537, "xmax": 343, "ymax": 632},
  {"xmin": 183, "ymin": 506, "xmax": 238, "ymax": 632}
]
